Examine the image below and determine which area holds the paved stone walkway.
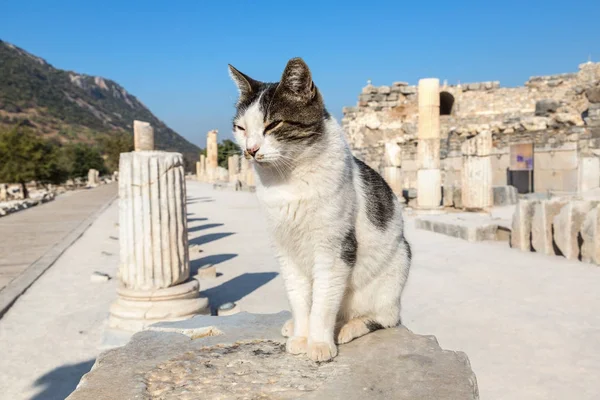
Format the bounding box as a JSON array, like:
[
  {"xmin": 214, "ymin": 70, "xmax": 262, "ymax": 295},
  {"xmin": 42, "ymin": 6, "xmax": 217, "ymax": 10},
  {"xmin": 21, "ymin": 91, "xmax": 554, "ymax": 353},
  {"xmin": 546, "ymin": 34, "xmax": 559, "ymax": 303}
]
[
  {"xmin": 0, "ymin": 184, "xmax": 117, "ymax": 292},
  {"xmin": 0, "ymin": 181, "xmax": 599, "ymax": 400}
]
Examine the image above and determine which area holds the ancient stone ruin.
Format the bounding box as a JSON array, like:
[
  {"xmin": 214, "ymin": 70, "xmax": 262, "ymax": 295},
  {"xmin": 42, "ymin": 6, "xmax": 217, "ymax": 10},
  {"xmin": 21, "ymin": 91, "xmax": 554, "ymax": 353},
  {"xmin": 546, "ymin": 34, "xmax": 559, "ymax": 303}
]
[
  {"xmin": 343, "ymin": 62, "xmax": 600, "ymax": 204},
  {"xmin": 195, "ymin": 130, "xmax": 256, "ymax": 191},
  {"xmin": 512, "ymin": 197, "xmax": 600, "ymax": 265},
  {"xmin": 68, "ymin": 313, "xmax": 479, "ymax": 400},
  {"xmin": 108, "ymin": 122, "xmax": 209, "ymax": 332}
]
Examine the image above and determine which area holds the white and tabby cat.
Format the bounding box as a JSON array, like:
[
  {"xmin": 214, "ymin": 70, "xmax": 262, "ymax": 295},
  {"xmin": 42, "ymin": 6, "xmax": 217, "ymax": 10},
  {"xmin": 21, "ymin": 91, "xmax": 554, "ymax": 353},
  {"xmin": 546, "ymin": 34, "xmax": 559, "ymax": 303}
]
[{"xmin": 228, "ymin": 58, "xmax": 411, "ymax": 362}]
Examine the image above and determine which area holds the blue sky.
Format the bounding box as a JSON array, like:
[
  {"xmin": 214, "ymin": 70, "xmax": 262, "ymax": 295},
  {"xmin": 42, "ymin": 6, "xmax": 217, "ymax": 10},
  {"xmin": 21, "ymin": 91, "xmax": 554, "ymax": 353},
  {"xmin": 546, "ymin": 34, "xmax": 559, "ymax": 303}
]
[{"xmin": 2, "ymin": 1, "xmax": 599, "ymax": 148}]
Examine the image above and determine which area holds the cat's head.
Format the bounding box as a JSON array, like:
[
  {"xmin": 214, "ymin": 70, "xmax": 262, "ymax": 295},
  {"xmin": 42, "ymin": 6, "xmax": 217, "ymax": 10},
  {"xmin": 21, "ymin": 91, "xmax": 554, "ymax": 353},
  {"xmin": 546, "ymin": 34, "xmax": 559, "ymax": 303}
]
[{"xmin": 228, "ymin": 58, "xmax": 328, "ymax": 166}]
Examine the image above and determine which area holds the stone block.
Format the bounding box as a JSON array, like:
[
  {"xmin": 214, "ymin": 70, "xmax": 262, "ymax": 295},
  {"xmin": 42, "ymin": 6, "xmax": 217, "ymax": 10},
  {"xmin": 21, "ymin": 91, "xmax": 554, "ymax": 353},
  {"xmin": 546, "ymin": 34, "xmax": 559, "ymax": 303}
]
[
  {"xmin": 581, "ymin": 205, "xmax": 600, "ymax": 264},
  {"xmin": 534, "ymin": 150, "xmax": 578, "ymax": 171},
  {"xmin": 417, "ymin": 169, "xmax": 442, "ymax": 209},
  {"xmin": 534, "ymin": 169, "xmax": 579, "ymax": 193},
  {"xmin": 400, "ymin": 86, "xmax": 417, "ymax": 95},
  {"xmin": 510, "ymin": 199, "xmax": 538, "ymax": 251},
  {"xmin": 378, "ymin": 85, "xmax": 391, "ymax": 94},
  {"xmin": 553, "ymin": 201, "xmax": 598, "ymax": 260},
  {"xmin": 493, "ymin": 186, "xmax": 518, "ymax": 206},
  {"xmin": 535, "ymin": 99, "xmax": 560, "ymax": 116},
  {"xmin": 67, "ymin": 312, "xmax": 479, "ymax": 400},
  {"xmin": 579, "ymin": 157, "xmax": 600, "ymax": 193},
  {"xmin": 443, "ymin": 186, "xmax": 455, "ymax": 207},
  {"xmin": 586, "ymin": 86, "xmax": 600, "ymax": 103},
  {"xmin": 531, "ymin": 199, "xmax": 568, "ymax": 255}
]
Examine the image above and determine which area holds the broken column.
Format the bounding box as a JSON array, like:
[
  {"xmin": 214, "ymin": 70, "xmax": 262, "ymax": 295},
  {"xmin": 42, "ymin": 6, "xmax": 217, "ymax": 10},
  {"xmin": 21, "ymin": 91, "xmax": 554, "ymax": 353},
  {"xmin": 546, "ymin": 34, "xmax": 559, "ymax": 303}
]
[
  {"xmin": 553, "ymin": 201, "xmax": 598, "ymax": 260},
  {"xmin": 383, "ymin": 142, "xmax": 403, "ymax": 196},
  {"xmin": 461, "ymin": 131, "xmax": 493, "ymax": 211},
  {"xmin": 417, "ymin": 78, "xmax": 442, "ymax": 210},
  {"xmin": 134, "ymin": 120, "xmax": 154, "ymax": 151},
  {"xmin": 87, "ymin": 169, "xmax": 99, "ymax": 188},
  {"xmin": 531, "ymin": 199, "xmax": 568, "ymax": 255},
  {"xmin": 581, "ymin": 205, "xmax": 600, "ymax": 264},
  {"xmin": 206, "ymin": 130, "xmax": 218, "ymax": 182},
  {"xmin": 510, "ymin": 199, "xmax": 538, "ymax": 251},
  {"xmin": 228, "ymin": 155, "xmax": 240, "ymax": 183},
  {"xmin": 197, "ymin": 154, "xmax": 206, "ymax": 181},
  {"xmin": 109, "ymin": 142, "xmax": 209, "ymax": 331}
]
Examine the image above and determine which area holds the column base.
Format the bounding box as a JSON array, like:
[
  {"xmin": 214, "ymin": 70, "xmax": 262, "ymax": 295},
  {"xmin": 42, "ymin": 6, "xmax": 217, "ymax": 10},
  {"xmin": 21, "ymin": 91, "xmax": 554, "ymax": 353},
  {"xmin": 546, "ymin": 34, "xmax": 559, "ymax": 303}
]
[{"xmin": 108, "ymin": 279, "xmax": 210, "ymax": 332}]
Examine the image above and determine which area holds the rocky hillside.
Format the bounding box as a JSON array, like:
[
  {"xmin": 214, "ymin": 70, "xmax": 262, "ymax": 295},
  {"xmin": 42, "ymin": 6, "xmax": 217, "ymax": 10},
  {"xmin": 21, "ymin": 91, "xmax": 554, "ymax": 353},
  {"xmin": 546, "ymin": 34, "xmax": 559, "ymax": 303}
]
[{"xmin": 0, "ymin": 40, "xmax": 200, "ymax": 163}]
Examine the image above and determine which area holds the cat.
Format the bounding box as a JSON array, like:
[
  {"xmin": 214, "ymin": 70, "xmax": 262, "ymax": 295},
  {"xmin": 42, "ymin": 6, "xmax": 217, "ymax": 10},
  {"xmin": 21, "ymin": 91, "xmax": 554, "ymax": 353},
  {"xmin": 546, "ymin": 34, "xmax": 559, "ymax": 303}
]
[{"xmin": 228, "ymin": 58, "xmax": 411, "ymax": 362}]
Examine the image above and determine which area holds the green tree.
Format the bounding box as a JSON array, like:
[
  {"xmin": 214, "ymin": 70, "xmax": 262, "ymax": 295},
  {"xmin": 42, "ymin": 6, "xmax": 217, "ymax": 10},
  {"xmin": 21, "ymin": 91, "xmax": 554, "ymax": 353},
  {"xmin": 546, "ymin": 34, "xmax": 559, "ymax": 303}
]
[
  {"xmin": 0, "ymin": 125, "xmax": 68, "ymax": 198},
  {"xmin": 218, "ymin": 139, "xmax": 241, "ymax": 168},
  {"xmin": 99, "ymin": 132, "xmax": 133, "ymax": 173},
  {"xmin": 63, "ymin": 144, "xmax": 107, "ymax": 178}
]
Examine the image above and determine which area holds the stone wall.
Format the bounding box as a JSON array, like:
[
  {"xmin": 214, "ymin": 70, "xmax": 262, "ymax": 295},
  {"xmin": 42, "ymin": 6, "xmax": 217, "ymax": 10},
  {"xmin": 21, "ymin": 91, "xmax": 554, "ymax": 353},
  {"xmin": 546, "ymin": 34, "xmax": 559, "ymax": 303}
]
[{"xmin": 343, "ymin": 62, "xmax": 600, "ymax": 194}]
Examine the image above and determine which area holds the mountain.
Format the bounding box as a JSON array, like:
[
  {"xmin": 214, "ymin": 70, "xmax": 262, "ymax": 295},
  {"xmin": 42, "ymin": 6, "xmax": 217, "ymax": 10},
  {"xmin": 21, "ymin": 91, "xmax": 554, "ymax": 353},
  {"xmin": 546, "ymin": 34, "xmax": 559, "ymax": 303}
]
[{"xmin": 0, "ymin": 40, "xmax": 200, "ymax": 165}]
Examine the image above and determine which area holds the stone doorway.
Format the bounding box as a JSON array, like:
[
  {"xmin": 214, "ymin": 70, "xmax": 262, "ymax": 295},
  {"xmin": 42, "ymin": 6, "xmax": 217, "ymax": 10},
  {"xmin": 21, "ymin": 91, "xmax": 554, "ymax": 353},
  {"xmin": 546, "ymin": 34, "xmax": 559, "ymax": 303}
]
[{"xmin": 440, "ymin": 92, "xmax": 455, "ymax": 115}]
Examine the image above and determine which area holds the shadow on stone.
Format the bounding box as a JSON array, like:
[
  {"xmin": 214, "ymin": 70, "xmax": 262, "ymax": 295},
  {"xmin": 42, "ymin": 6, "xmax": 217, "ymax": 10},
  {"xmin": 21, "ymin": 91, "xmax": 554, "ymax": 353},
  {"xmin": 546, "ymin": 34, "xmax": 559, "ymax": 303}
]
[
  {"xmin": 188, "ymin": 223, "xmax": 224, "ymax": 233},
  {"xmin": 190, "ymin": 254, "xmax": 238, "ymax": 275},
  {"xmin": 32, "ymin": 359, "xmax": 95, "ymax": 400},
  {"xmin": 200, "ymin": 272, "xmax": 278, "ymax": 312},
  {"xmin": 189, "ymin": 232, "xmax": 235, "ymax": 246}
]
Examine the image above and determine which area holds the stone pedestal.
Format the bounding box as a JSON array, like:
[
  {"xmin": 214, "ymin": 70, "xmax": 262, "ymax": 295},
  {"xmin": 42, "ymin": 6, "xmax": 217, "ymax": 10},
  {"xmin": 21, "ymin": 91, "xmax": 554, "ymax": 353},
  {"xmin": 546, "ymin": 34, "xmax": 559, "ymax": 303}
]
[
  {"xmin": 134, "ymin": 120, "xmax": 154, "ymax": 151},
  {"xmin": 579, "ymin": 156, "xmax": 600, "ymax": 193},
  {"xmin": 87, "ymin": 169, "xmax": 99, "ymax": 188},
  {"xmin": 531, "ymin": 199, "xmax": 568, "ymax": 255},
  {"xmin": 109, "ymin": 151, "xmax": 209, "ymax": 331},
  {"xmin": 417, "ymin": 78, "xmax": 442, "ymax": 209},
  {"xmin": 511, "ymin": 199, "xmax": 538, "ymax": 251},
  {"xmin": 461, "ymin": 132, "xmax": 493, "ymax": 211}
]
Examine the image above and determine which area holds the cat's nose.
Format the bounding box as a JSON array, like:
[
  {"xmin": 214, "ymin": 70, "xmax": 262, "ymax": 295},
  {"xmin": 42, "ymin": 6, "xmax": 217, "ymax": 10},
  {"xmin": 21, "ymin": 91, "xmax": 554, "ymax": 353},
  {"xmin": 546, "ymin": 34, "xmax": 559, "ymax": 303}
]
[{"xmin": 246, "ymin": 145, "xmax": 260, "ymax": 158}]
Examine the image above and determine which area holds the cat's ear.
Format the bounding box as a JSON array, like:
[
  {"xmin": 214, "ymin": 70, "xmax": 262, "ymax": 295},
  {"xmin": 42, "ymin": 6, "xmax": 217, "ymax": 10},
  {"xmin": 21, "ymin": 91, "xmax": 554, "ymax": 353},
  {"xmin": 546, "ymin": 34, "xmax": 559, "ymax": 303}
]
[
  {"xmin": 228, "ymin": 64, "xmax": 260, "ymax": 101},
  {"xmin": 278, "ymin": 58, "xmax": 316, "ymax": 101}
]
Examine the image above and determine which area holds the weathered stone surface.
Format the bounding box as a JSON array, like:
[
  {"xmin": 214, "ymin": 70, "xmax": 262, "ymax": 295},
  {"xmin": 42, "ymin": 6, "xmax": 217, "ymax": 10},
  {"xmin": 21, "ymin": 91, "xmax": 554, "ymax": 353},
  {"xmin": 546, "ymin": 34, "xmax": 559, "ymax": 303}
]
[
  {"xmin": 133, "ymin": 120, "xmax": 154, "ymax": 151},
  {"xmin": 535, "ymin": 99, "xmax": 560, "ymax": 116},
  {"xmin": 206, "ymin": 129, "xmax": 219, "ymax": 179},
  {"xmin": 531, "ymin": 199, "xmax": 568, "ymax": 255},
  {"xmin": 579, "ymin": 157, "xmax": 600, "ymax": 193},
  {"xmin": 492, "ymin": 186, "xmax": 517, "ymax": 206},
  {"xmin": 68, "ymin": 312, "xmax": 479, "ymax": 400},
  {"xmin": 586, "ymin": 86, "xmax": 600, "ymax": 103},
  {"xmin": 511, "ymin": 200, "xmax": 538, "ymax": 251},
  {"xmin": 461, "ymin": 132, "xmax": 493, "ymax": 211},
  {"xmin": 553, "ymin": 201, "xmax": 598, "ymax": 260},
  {"xmin": 109, "ymin": 151, "xmax": 209, "ymax": 331},
  {"xmin": 581, "ymin": 205, "xmax": 600, "ymax": 264},
  {"xmin": 417, "ymin": 78, "xmax": 442, "ymax": 210}
]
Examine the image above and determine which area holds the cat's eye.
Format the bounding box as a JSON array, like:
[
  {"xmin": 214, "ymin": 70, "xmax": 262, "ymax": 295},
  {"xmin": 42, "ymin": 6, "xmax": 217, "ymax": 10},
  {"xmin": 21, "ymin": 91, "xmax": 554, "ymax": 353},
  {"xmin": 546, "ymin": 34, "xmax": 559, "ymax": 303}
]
[
  {"xmin": 264, "ymin": 120, "xmax": 283, "ymax": 133},
  {"xmin": 233, "ymin": 124, "xmax": 245, "ymax": 131}
]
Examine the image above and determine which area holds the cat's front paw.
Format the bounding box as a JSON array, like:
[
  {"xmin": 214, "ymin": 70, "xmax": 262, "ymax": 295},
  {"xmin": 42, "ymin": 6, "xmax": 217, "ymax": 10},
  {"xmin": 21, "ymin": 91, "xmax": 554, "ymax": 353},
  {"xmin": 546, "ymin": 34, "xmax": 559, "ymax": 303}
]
[
  {"xmin": 281, "ymin": 319, "xmax": 294, "ymax": 338},
  {"xmin": 307, "ymin": 341, "xmax": 338, "ymax": 362},
  {"xmin": 286, "ymin": 336, "xmax": 308, "ymax": 354}
]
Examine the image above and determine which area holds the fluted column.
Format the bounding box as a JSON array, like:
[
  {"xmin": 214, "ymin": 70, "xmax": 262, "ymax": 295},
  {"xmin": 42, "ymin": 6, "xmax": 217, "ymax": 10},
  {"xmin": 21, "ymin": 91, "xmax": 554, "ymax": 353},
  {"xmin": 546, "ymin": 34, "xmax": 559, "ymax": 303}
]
[
  {"xmin": 461, "ymin": 131, "xmax": 493, "ymax": 211},
  {"xmin": 109, "ymin": 151, "xmax": 209, "ymax": 331},
  {"xmin": 417, "ymin": 78, "xmax": 442, "ymax": 210}
]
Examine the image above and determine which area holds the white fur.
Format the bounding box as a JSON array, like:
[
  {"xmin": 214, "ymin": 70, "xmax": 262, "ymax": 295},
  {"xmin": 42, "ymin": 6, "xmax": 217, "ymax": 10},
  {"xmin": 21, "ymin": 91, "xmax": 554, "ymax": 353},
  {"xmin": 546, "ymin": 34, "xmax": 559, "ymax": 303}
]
[{"xmin": 233, "ymin": 97, "xmax": 410, "ymax": 362}]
